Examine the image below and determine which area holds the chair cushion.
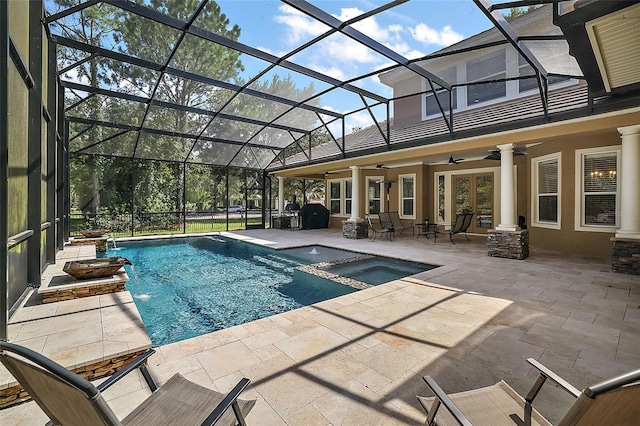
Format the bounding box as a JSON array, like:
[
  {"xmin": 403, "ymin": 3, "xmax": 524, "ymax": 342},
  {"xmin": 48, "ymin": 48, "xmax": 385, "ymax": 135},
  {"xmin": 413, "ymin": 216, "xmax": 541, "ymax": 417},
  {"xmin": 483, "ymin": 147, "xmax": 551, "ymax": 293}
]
[
  {"xmin": 122, "ymin": 373, "xmax": 255, "ymax": 426},
  {"xmin": 417, "ymin": 380, "xmax": 552, "ymax": 426}
]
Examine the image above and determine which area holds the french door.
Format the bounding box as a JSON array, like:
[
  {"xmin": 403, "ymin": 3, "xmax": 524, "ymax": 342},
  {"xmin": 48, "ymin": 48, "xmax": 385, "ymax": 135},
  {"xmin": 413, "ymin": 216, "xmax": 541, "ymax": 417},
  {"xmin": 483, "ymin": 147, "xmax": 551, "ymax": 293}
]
[{"xmin": 453, "ymin": 173, "xmax": 493, "ymax": 234}]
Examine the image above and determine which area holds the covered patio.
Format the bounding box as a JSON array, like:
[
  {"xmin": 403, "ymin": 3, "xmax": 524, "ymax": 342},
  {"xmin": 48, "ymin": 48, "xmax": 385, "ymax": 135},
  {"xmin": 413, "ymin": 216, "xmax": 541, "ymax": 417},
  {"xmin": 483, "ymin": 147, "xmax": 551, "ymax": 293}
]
[{"xmin": 3, "ymin": 228, "xmax": 638, "ymax": 424}]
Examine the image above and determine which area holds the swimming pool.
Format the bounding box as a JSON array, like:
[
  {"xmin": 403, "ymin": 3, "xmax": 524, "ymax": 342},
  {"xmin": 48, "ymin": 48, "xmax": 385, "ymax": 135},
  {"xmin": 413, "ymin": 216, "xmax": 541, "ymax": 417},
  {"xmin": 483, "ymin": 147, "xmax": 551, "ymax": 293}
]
[{"xmin": 107, "ymin": 236, "xmax": 436, "ymax": 346}]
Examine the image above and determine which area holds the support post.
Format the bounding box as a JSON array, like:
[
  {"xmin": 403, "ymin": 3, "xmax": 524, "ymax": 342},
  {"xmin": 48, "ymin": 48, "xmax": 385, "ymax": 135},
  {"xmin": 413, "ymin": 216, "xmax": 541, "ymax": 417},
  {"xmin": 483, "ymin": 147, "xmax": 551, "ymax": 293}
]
[
  {"xmin": 278, "ymin": 176, "xmax": 285, "ymax": 215},
  {"xmin": 612, "ymin": 124, "xmax": 640, "ymax": 275},
  {"xmin": 348, "ymin": 166, "xmax": 361, "ymax": 221},
  {"xmin": 1, "ymin": 0, "xmax": 9, "ymax": 341},
  {"xmin": 496, "ymin": 143, "xmax": 518, "ymax": 231}
]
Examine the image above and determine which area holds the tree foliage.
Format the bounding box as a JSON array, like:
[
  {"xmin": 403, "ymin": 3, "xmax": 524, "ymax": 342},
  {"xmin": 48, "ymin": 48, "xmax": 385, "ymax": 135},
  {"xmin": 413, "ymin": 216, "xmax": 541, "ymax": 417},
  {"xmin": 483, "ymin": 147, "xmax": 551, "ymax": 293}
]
[{"xmin": 55, "ymin": 0, "xmax": 323, "ymax": 216}]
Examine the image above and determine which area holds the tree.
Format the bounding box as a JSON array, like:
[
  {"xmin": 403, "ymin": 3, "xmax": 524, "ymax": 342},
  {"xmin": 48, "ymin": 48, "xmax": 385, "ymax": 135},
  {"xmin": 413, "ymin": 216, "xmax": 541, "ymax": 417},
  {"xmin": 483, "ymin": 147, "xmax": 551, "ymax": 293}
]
[{"xmin": 503, "ymin": 5, "xmax": 542, "ymax": 22}]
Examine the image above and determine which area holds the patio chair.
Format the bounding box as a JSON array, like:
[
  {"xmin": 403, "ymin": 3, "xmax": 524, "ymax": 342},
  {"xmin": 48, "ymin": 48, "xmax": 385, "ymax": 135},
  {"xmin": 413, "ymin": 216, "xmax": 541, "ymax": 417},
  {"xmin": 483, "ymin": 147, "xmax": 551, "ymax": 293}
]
[
  {"xmin": 382, "ymin": 211, "xmax": 414, "ymax": 235},
  {"xmin": 366, "ymin": 214, "xmax": 394, "ymax": 241},
  {"xmin": 0, "ymin": 341, "xmax": 255, "ymax": 426},
  {"xmin": 444, "ymin": 211, "xmax": 474, "ymax": 243},
  {"xmin": 417, "ymin": 357, "xmax": 640, "ymax": 426}
]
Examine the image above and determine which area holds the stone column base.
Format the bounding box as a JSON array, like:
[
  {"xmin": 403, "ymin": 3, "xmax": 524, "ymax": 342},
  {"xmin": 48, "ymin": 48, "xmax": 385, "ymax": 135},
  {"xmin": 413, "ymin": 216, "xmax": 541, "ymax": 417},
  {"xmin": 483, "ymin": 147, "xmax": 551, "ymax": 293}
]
[
  {"xmin": 611, "ymin": 237, "xmax": 640, "ymax": 275},
  {"xmin": 342, "ymin": 220, "xmax": 367, "ymax": 239},
  {"xmin": 487, "ymin": 229, "xmax": 529, "ymax": 260}
]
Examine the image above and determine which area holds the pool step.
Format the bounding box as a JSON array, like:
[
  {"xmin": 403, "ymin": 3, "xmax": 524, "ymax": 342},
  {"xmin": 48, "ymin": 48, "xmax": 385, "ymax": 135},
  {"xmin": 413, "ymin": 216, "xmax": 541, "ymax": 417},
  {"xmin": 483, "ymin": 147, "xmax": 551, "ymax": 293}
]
[{"xmin": 252, "ymin": 255, "xmax": 297, "ymax": 272}]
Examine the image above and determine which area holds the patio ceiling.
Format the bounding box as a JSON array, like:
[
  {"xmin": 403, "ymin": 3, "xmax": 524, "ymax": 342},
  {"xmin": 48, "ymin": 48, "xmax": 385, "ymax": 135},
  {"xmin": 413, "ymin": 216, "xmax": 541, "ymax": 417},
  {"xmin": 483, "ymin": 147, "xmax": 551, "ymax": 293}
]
[{"xmin": 47, "ymin": 0, "xmax": 589, "ymax": 171}]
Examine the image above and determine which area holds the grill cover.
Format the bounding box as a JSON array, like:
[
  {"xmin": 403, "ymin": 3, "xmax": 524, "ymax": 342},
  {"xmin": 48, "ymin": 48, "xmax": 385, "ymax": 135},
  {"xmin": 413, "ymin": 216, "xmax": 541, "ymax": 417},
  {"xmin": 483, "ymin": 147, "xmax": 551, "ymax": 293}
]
[{"xmin": 300, "ymin": 204, "xmax": 330, "ymax": 229}]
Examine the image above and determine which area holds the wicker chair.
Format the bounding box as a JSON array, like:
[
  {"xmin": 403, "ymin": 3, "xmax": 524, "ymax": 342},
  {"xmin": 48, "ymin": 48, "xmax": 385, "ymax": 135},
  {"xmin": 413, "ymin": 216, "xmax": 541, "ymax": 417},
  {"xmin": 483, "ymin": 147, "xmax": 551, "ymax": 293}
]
[
  {"xmin": 417, "ymin": 357, "xmax": 640, "ymax": 426},
  {"xmin": 0, "ymin": 341, "xmax": 255, "ymax": 426}
]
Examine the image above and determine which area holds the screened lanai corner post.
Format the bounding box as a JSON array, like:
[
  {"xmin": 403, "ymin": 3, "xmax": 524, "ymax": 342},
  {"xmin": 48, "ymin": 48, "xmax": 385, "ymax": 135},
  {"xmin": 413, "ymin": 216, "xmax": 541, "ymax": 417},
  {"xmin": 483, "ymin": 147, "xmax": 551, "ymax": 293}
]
[
  {"xmin": 27, "ymin": 0, "xmax": 43, "ymax": 290},
  {"xmin": 1, "ymin": 0, "xmax": 9, "ymax": 343},
  {"xmin": 46, "ymin": 38, "xmax": 58, "ymax": 266}
]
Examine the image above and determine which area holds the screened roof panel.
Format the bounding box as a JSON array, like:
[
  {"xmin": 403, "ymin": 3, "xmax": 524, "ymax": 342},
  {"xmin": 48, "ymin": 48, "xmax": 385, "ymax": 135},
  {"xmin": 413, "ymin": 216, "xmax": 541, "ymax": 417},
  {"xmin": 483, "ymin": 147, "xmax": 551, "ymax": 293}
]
[
  {"xmin": 203, "ymin": 117, "xmax": 264, "ymax": 143},
  {"xmin": 46, "ymin": 1, "xmax": 592, "ymax": 170},
  {"xmin": 60, "ymin": 57, "xmax": 157, "ymax": 99},
  {"xmin": 144, "ymin": 104, "xmax": 210, "ymax": 135},
  {"xmin": 130, "ymin": 0, "xmax": 201, "ymax": 22},
  {"xmin": 69, "ymin": 125, "xmax": 130, "ymax": 153},
  {"xmin": 188, "ymin": 140, "xmax": 243, "ymax": 165},
  {"xmin": 134, "ymin": 132, "xmax": 195, "ymax": 162},
  {"xmin": 522, "ymin": 40, "xmax": 583, "ymax": 76},
  {"xmin": 152, "ymin": 74, "xmax": 236, "ymax": 111},
  {"xmin": 219, "ymin": 93, "xmax": 297, "ymax": 123},
  {"xmin": 229, "ymin": 146, "xmax": 265, "ymax": 169},
  {"xmin": 66, "ymin": 95, "xmax": 147, "ymax": 126},
  {"xmin": 169, "ymin": 33, "xmax": 272, "ymax": 83},
  {"xmin": 246, "ymin": 66, "xmax": 330, "ymax": 102},
  {"xmin": 80, "ymin": 131, "xmax": 138, "ymax": 157},
  {"xmin": 272, "ymin": 108, "xmax": 320, "ymax": 132},
  {"xmin": 251, "ymin": 127, "xmax": 296, "ymax": 149}
]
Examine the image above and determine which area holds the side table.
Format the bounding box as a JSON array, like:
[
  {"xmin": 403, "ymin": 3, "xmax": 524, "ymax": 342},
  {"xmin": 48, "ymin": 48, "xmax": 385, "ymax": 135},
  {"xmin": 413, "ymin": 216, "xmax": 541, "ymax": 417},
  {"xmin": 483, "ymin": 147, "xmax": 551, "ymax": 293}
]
[{"xmin": 416, "ymin": 223, "xmax": 439, "ymax": 242}]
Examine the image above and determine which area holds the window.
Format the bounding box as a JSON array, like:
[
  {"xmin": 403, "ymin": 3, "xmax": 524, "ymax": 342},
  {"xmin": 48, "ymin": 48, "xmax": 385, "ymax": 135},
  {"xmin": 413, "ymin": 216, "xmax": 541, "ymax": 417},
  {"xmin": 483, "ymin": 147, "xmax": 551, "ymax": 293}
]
[
  {"xmin": 399, "ymin": 174, "xmax": 416, "ymax": 218},
  {"xmin": 425, "ymin": 67, "xmax": 457, "ymax": 117},
  {"xmin": 345, "ymin": 179, "xmax": 352, "ymax": 216},
  {"xmin": 532, "ymin": 153, "xmax": 561, "ymax": 229},
  {"xmin": 575, "ymin": 148, "xmax": 619, "ymax": 230},
  {"xmin": 329, "ymin": 180, "xmax": 341, "ymax": 214},
  {"xmin": 328, "ymin": 179, "xmax": 352, "ymax": 216},
  {"xmin": 437, "ymin": 174, "xmax": 445, "ymax": 222},
  {"xmin": 367, "ymin": 177, "xmax": 382, "ymax": 214},
  {"xmin": 518, "ymin": 55, "xmax": 570, "ymax": 93},
  {"xmin": 467, "ymin": 49, "xmax": 506, "ymax": 105}
]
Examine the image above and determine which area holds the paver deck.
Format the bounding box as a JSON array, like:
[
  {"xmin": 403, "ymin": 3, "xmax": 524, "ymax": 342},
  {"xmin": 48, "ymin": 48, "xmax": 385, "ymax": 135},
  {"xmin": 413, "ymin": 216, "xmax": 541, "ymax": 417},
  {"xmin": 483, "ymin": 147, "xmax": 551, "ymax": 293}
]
[{"xmin": 1, "ymin": 228, "xmax": 638, "ymax": 425}]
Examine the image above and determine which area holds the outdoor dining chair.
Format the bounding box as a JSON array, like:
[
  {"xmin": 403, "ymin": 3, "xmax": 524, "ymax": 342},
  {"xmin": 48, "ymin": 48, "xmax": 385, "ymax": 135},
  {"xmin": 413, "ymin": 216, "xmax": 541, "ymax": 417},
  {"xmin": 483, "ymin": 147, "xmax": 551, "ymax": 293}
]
[
  {"xmin": 0, "ymin": 341, "xmax": 255, "ymax": 426},
  {"xmin": 366, "ymin": 214, "xmax": 394, "ymax": 241},
  {"xmin": 417, "ymin": 357, "xmax": 640, "ymax": 425}
]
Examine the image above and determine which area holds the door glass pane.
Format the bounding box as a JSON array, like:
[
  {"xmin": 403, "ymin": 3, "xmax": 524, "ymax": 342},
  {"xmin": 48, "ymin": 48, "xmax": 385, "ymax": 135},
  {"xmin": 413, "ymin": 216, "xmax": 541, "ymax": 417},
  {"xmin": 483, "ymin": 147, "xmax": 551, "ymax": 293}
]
[
  {"xmin": 454, "ymin": 177, "xmax": 470, "ymax": 215},
  {"xmin": 438, "ymin": 175, "xmax": 445, "ymax": 222},
  {"xmin": 368, "ymin": 179, "xmax": 381, "ymax": 214},
  {"xmin": 476, "ymin": 175, "xmax": 493, "ymax": 228}
]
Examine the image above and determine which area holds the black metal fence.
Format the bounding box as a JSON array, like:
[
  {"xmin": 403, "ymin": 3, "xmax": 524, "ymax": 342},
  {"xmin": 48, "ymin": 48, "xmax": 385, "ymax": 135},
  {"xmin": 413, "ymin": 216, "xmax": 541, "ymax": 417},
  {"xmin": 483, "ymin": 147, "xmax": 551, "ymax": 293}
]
[{"xmin": 70, "ymin": 208, "xmax": 274, "ymax": 237}]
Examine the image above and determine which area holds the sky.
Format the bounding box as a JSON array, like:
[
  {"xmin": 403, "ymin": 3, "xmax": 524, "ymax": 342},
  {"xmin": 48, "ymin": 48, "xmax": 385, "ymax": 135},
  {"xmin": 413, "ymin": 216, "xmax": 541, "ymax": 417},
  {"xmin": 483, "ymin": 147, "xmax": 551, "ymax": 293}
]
[{"xmin": 211, "ymin": 0, "xmax": 495, "ymax": 133}]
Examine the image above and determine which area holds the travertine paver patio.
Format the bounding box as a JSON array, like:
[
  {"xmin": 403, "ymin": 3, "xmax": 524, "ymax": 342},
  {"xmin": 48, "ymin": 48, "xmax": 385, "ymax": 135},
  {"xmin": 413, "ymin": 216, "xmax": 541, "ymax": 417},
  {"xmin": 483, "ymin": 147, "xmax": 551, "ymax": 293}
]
[{"xmin": 1, "ymin": 228, "xmax": 639, "ymax": 425}]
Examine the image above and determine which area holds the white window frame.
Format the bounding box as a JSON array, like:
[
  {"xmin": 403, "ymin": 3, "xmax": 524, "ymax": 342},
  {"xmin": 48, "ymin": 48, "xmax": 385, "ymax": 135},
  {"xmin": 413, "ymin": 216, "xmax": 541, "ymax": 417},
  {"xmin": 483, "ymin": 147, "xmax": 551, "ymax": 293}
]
[
  {"xmin": 574, "ymin": 146, "xmax": 620, "ymax": 232},
  {"xmin": 366, "ymin": 176, "xmax": 383, "ymax": 214},
  {"xmin": 328, "ymin": 178, "xmax": 352, "ymax": 217},
  {"xmin": 398, "ymin": 173, "xmax": 416, "ymax": 219},
  {"xmin": 531, "ymin": 152, "xmax": 561, "ymax": 230}
]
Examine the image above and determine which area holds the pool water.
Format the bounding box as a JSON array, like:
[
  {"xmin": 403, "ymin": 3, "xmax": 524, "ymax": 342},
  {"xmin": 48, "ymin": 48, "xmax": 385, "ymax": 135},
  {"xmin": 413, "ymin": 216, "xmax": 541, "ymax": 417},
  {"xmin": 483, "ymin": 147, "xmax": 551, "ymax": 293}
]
[{"xmin": 106, "ymin": 237, "xmax": 436, "ymax": 346}]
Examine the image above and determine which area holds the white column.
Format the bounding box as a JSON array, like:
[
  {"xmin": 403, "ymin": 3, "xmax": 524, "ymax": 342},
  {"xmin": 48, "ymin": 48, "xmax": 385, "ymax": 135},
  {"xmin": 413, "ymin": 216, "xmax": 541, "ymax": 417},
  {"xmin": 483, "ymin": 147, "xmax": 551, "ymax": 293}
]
[
  {"xmin": 496, "ymin": 143, "xmax": 518, "ymax": 231},
  {"xmin": 615, "ymin": 124, "xmax": 640, "ymax": 239},
  {"xmin": 278, "ymin": 176, "xmax": 285, "ymax": 215},
  {"xmin": 349, "ymin": 166, "xmax": 361, "ymax": 221}
]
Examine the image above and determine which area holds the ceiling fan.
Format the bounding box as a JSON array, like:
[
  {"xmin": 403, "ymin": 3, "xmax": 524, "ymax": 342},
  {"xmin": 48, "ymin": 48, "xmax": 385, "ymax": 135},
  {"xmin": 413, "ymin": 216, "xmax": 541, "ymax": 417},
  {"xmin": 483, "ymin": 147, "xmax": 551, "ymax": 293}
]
[
  {"xmin": 448, "ymin": 155, "xmax": 463, "ymax": 165},
  {"xmin": 375, "ymin": 164, "xmax": 389, "ymax": 169},
  {"xmin": 483, "ymin": 149, "xmax": 525, "ymax": 160}
]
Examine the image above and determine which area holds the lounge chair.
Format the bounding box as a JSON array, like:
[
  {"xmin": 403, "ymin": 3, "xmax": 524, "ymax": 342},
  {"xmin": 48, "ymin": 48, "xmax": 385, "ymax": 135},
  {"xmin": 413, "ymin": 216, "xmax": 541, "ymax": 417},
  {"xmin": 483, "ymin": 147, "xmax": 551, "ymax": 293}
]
[
  {"xmin": 0, "ymin": 341, "xmax": 255, "ymax": 426},
  {"xmin": 418, "ymin": 357, "xmax": 640, "ymax": 426},
  {"xmin": 444, "ymin": 211, "xmax": 474, "ymax": 243},
  {"xmin": 379, "ymin": 212, "xmax": 414, "ymax": 235},
  {"xmin": 366, "ymin": 214, "xmax": 394, "ymax": 241}
]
